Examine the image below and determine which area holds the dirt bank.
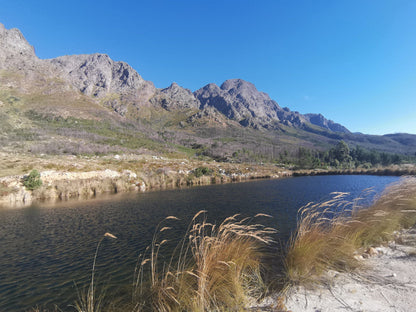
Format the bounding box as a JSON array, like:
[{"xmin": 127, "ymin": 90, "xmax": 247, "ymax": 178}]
[{"xmin": 0, "ymin": 155, "xmax": 290, "ymax": 207}]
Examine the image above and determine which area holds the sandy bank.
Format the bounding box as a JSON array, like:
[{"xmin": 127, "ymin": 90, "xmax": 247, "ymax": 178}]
[
  {"xmin": 253, "ymin": 226, "xmax": 416, "ymax": 312},
  {"xmin": 285, "ymin": 226, "xmax": 416, "ymax": 312}
]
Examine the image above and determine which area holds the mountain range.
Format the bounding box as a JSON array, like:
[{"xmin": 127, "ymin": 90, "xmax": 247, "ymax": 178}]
[{"xmin": 1, "ymin": 22, "xmax": 415, "ymax": 161}]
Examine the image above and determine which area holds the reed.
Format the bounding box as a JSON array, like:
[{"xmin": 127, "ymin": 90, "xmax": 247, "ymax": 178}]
[
  {"xmin": 133, "ymin": 211, "xmax": 276, "ymax": 311},
  {"xmin": 73, "ymin": 232, "xmax": 117, "ymax": 312},
  {"xmin": 285, "ymin": 177, "xmax": 416, "ymax": 286}
]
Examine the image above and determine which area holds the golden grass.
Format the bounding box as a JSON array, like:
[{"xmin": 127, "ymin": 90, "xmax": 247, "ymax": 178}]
[
  {"xmin": 285, "ymin": 177, "xmax": 416, "ymax": 286},
  {"xmin": 133, "ymin": 211, "xmax": 276, "ymax": 312},
  {"xmin": 73, "ymin": 233, "xmax": 117, "ymax": 312}
]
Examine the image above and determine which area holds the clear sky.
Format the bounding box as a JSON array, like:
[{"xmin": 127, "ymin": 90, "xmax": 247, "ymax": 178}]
[{"xmin": 1, "ymin": 0, "xmax": 415, "ymax": 135}]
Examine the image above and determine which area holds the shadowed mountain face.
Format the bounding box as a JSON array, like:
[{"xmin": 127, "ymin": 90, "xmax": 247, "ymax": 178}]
[
  {"xmin": 1, "ymin": 22, "xmax": 415, "ymax": 159},
  {"xmin": 304, "ymin": 114, "xmax": 350, "ymax": 133}
]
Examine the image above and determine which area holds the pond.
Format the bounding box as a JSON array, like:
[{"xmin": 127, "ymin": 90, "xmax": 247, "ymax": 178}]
[{"xmin": 0, "ymin": 175, "xmax": 400, "ymax": 311}]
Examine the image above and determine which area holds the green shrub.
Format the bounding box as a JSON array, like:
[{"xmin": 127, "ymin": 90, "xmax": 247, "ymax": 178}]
[
  {"xmin": 193, "ymin": 166, "xmax": 213, "ymax": 178},
  {"xmin": 23, "ymin": 170, "xmax": 43, "ymax": 190}
]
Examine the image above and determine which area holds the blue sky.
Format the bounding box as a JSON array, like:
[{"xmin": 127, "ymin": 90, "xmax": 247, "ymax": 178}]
[{"xmin": 1, "ymin": 0, "xmax": 415, "ymax": 135}]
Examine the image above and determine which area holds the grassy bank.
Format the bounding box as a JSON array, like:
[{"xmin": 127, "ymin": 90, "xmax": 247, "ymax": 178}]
[
  {"xmin": 293, "ymin": 165, "xmax": 416, "ymax": 177},
  {"xmin": 285, "ymin": 177, "xmax": 416, "ymax": 287}
]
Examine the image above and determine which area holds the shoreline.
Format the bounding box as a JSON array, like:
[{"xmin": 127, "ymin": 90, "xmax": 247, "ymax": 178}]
[
  {"xmin": 0, "ymin": 159, "xmax": 289, "ymax": 208},
  {"xmin": 1, "ymin": 153, "xmax": 415, "ymax": 208}
]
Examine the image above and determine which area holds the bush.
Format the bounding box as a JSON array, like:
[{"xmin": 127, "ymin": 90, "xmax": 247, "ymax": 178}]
[
  {"xmin": 23, "ymin": 170, "xmax": 43, "ymax": 190},
  {"xmin": 193, "ymin": 166, "xmax": 213, "ymax": 178}
]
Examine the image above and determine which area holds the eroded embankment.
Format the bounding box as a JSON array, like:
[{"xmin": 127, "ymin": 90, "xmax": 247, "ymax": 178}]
[{"xmin": 0, "ymin": 163, "xmax": 290, "ymax": 207}]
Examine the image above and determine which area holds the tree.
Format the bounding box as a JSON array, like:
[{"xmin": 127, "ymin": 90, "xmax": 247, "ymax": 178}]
[{"xmin": 334, "ymin": 140, "xmax": 351, "ymax": 163}]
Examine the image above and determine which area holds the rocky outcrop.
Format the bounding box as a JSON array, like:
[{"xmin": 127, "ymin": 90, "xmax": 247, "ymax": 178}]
[
  {"xmin": 0, "ymin": 164, "xmax": 290, "ymax": 207},
  {"xmin": 0, "ymin": 22, "xmax": 56, "ymax": 86},
  {"xmin": 0, "ymin": 23, "xmax": 156, "ymax": 115},
  {"xmin": 193, "ymin": 79, "xmax": 352, "ymax": 133},
  {"xmin": 151, "ymin": 82, "xmax": 200, "ymax": 111},
  {"xmin": 0, "ymin": 169, "xmax": 141, "ymax": 207}
]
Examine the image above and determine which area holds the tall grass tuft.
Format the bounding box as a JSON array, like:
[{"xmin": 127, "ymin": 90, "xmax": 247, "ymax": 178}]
[
  {"xmin": 133, "ymin": 211, "xmax": 276, "ymax": 312},
  {"xmin": 285, "ymin": 177, "xmax": 416, "ymax": 286},
  {"xmin": 73, "ymin": 232, "xmax": 117, "ymax": 312}
]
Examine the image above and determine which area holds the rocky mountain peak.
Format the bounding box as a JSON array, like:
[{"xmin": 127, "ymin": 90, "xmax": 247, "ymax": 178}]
[
  {"xmin": 220, "ymin": 79, "xmax": 257, "ymax": 93},
  {"xmin": 151, "ymin": 82, "xmax": 199, "ymax": 111},
  {"xmin": 195, "ymin": 79, "xmax": 283, "ymax": 127},
  {"xmin": 0, "ymin": 23, "xmax": 38, "ymax": 70},
  {"xmin": 221, "ymin": 79, "xmax": 277, "ymax": 108},
  {"xmin": 168, "ymin": 82, "xmax": 180, "ymax": 88},
  {"xmin": 200, "ymin": 83, "xmax": 222, "ymax": 93},
  {"xmin": 48, "ymin": 53, "xmax": 155, "ymax": 98}
]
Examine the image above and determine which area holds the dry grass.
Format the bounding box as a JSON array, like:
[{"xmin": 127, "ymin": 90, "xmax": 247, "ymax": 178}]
[
  {"xmin": 73, "ymin": 233, "xmax": 117, "ymax": 312},
  {"xmin": 285, "ymin": 177, "xmax": 416, "ymax": 286},
  {"xmin": 133, "ymin": 211, "xmax": 276, "ymax": 312}
]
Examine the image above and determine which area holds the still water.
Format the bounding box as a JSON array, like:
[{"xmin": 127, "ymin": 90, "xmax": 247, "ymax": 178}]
[{"xmin": 0, "ymin": 175, "xmax": 400, "ymax": 311}]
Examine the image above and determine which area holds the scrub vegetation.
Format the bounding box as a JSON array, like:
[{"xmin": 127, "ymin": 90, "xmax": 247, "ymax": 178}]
[
  {"xmin": 287, "ymin": 140, "xmax": 416, "ymax": 170},
  {"xmin": 22, "ymin": 169, "xmax": 43, "ymax": 190}
]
